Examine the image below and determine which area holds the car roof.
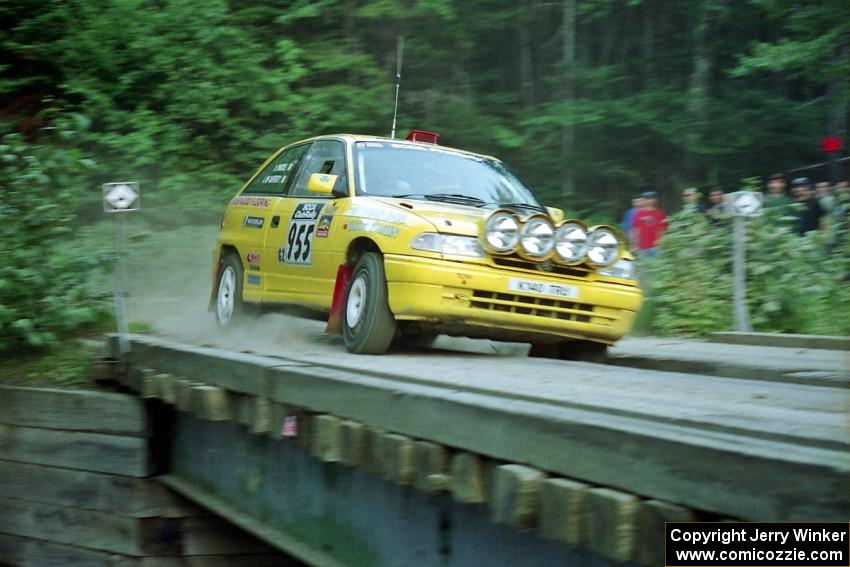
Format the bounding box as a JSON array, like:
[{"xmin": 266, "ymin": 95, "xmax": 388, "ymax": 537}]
[{"xmin": 291, "ymin": 133, "xmax": 499, "ymax": 162}]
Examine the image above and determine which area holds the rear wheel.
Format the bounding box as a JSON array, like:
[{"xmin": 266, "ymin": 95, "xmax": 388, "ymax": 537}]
[
  {"xmin": 342, "ymin": 252, "xmax": 397, "ymax": 354},
  {"xmin": 215, "ymin": 253, "xmax": 247, "ymax": 327}
]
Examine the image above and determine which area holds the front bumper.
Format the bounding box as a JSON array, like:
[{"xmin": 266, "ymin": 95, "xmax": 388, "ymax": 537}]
[{"xmin": 383, "ymin": 254, "xmax": 642, "ymax": 344}]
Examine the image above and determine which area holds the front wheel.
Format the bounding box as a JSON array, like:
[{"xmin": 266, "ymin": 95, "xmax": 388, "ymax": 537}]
[{"xmin": 342, "ymin": 252, "xmax": 397, "ymax": 354}]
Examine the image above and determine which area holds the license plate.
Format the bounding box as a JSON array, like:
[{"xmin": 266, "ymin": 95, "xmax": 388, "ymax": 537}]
[{"xmin": 508, "ymin": 277, "xmax": 579, "ymax": 300}]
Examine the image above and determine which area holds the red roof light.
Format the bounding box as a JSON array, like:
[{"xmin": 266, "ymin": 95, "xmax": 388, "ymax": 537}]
[{"xmin": 406, "ymin": 130, "xmax": 440, "ymax": 144}]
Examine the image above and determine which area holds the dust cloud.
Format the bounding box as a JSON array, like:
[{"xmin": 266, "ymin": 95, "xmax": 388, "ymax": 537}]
[{"xmin": 116, "ymin": 221, "xmax": 527, "ymax": 360}]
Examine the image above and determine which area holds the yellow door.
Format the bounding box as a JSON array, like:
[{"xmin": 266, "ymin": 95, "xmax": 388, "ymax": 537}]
[
  {"xmin": 228, "ymin": 143, "xmax": 310, "ymax": 300},
  {"xmin": 264, "ymin": 139, "xmax": 349, "ymax": 308}
]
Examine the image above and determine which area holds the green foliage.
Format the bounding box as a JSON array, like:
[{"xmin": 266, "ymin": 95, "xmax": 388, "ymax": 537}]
[
  {"xmin": 0, "ymin": 0, "xmax": 847, "ymax": 347},
  {"xmin": 734, "ymin": 0, "xmax": 850, "ymax": 81},
  {"xmin": 646, "ymin": 185, "xmax": 850, "ymax": 337},
  {"xmin": 642, "ymin": 212, "xmax": 734, "ymax": 336},
  {"xmin": 0, "ymin": 115, "xmax": 107, "ymax": 354},
  {"xmin": 2, "ymin": 0, "xmax": 845, "ymax": 222},
  {"xmin": 0, "ymin": 341, "xmax": 95, "ymax": 386}
]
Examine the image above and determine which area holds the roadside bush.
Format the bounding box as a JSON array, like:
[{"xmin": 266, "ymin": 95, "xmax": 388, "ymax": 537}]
[
  {"xmin": 0, "ymin": 114, "xmax": 107, "ymax": 354},
  {"xmin": 645, "ymin": 185, "xmax": 850, "ymax": 337}
]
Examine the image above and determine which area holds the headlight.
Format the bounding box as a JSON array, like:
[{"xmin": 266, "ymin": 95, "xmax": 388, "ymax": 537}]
[
  {"xmin": 586, "ymin": 227, "xmax": 622, "ymax": 267},
  {"xmin": 411, "ymin": 233, "xmax": 486, "ymax": 258},
  {"xmin": 598, "ymin": 258, "xmax": 636, "ymax": 280},
  {"xmin": 482, "ymin": 211, "xmax": 520, "ymax": 254},
  {"xmin": 553, "ymin": 221, "xmax": 588, "ymax": 264},
  {"xmin": 518, "ymin": 215, "xmax": 555, "ymax": 259}
]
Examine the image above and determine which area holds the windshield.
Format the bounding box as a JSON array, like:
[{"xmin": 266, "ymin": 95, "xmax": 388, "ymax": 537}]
[{"xmin": 353, "ymin": 141, "xmax": 543, "ymax": 209}]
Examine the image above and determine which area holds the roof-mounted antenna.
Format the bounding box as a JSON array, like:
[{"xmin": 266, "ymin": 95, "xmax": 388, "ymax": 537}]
[{"xmin": 390, "ymin": 35, "xmax": 405, "ymax": 139}]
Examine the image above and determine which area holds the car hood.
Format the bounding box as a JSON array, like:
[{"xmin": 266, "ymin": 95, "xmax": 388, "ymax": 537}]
[{"xmin": 370, "ymin": 197, "xmax": 493, "ymax": 237}]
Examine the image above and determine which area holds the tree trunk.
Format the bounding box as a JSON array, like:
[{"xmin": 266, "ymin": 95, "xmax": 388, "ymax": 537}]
[
  {"xmin": 560, "ymin": 0, "xmax": 576, "ymax": 198},
  {"xmin": 518, "ymin": 0, "xmax": 534, "ymax": 111},
  {"xmin": 826, "ymin": 31, "xmax": 848, "ymax": 183},
  {"xmin": 642, "ymin": 0, "xmax": 655, "ymax": 89},
  {"xmin": 685, "ymin": 3, "xmax": 712, "ymax": 180}
]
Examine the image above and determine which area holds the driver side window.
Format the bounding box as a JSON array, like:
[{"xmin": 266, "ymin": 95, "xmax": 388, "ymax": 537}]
[{"xmin": 289, "ymin": 140, "xmax": 347, "ymax": 198}]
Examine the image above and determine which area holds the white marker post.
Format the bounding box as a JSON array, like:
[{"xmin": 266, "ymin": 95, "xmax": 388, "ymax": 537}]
[
  {"xmin": 103, "ymin": 182, "xmax": 140, "ymax": 356},
  {"xmin": 726, "ymin": 190, "xmax": 762, "ymax": 332}
]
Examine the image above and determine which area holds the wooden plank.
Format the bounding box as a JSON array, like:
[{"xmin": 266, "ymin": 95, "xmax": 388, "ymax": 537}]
[
  {"xmin": 252, "ymin": 397, "xmax": 272, "ymax": 435},
  {"xmin": 140, "ymin": 368, "xmax": 160, "ymax": 399},
  {"xmin": 379, "ymin": 433, "xmax": 414, "ymax": 485},
  {"xmin": 0, "ymin": 497, "xmax": 181, "ymax": 556},
  {"xmin": 361, "ymin": 426, "xmax": 385, "ymax": 476},
  {"xmin": 159, "ymin": 373, "xmax": 177, "ymax": 405},
  {"xmin": 311, "ymin": 415, "xmax": 342, "ymax": 463},
  {"xmin": 0, "ymin": 424, "xmax": 151, "ymax": 477},
  {"xmin": 0, "ymin": 533, "xmax": 129, "ymax": 567},
  {"xmin": 232, "ymin": 393, "xmax": 254, "ymax": 427},
  {"xmin": 635, "ymin": 499, "xmax": 696, "ymax": 566},
  {"xmin": 450, "ymin": 452, "xmax": 487, "ymax": 504},
  {"xmin": 0, "ymin": 385, "xmax": 148, "ymax": 436},
  {"xmin": 0, "ymin": 460, "xmax": 199, "ymax": 518},
  {"xmin": 413, "ymin": 441, "xmax": 448, "ymax": 493},
  {"xmin": 339, "ymin": 420, "xmax": 367, "ymax": 467},
  {"xmin": 139, "ymin": 556, "xmax": 300, "ymax": 567},
  {"xmin": 0, "ymin": 534, "xmax": 293, "ymax": 567},
  {"xmin": 537, "ymin": 477, "xmax": 588, "ymax": 546},
  {"xmin": 191, "ymin": 385, "xmax": 233, "ymax": 422},
  {"xmin": 585, "ymin": 487, "xmax": 640, "ymax": 563},
  {"xmin": 175, "ymin": 379, "xmax": 196, "ymax": 412},
  {"xmin": 490, "ymin": 464, "xmax": 544, "ymax": 529}
]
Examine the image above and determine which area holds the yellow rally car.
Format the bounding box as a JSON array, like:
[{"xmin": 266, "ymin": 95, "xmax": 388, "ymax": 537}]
[{"xmin": 211, "ymin": 131, "xmax": 642, "ymax": 358}]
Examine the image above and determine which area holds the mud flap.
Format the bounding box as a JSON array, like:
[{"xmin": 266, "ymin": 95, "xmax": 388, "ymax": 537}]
[{"xmin": 325, "ymin": 264, "xmax": 354, "ymax": 334}]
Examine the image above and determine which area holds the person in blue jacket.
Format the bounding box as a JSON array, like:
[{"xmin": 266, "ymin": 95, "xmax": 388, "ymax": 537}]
[{"xmin": 621, "ymin": 195, "xmax": 643, "ymax": 247}]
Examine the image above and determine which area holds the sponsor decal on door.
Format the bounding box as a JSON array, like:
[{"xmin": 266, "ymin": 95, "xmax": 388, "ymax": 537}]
[{"xmin": 279, "ymin": 202, "xmax": 323, "ymax": 266}]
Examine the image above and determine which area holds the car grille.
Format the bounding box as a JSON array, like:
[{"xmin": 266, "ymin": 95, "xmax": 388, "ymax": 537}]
[
  {"xmin": 491, "ymin": 257, "xmax": 591, "ymax": 278},
  {"xmin": 469, "ymin": 290, "xmax": 613, "ymax": 325}
]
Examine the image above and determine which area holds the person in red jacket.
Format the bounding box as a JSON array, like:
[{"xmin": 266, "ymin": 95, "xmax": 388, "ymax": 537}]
[{"xmin": 631, "ymin": 191, "xmax": 668, "ymax": 256}]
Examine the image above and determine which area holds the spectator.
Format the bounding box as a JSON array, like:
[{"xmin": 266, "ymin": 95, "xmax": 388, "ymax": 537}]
[
  {"xmin": 681, "ymin": 187, "xmax": 706, "ymax": 214},
  {"xmin": 832, "ymin": 180, "xmax": 849, "ymax": 239},
  {"xmin": 837, "ymin": 180, "xmax": 850, "ymax": 201},
  {"xmin": 704, "ymin": 187, "xmax": 726, "ymax": 225},
  {"xmin": 764, "ymin": 173, "xmax": 790, "ymax": 209},
  {"xmin": 621, "ymin": 195, "xmax": 643, "ymax": 246},
  {"xmin": 816, "ymin": 181, "xmax": 835, "ymax": 214},
  {"xmin": 836, "ymin": 180, "xmax": 849, "ymax": 220},
  {"xmin": 791, "ymin": 177, "xmax": 825, "ymax": 235},
  {"xmin": 631, "ymin": 191, "xmax": 667, "ymax": 256}
]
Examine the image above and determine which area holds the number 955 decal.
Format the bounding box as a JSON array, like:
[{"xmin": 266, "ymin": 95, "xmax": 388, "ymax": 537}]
[{"xmin": 278, "ymin": 202, "xmax": 323, "ymax": 265}]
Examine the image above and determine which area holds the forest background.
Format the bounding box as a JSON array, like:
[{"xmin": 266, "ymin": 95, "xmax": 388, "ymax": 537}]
[{"xmin": 1, "ymin": 0, "xmax": 848, "ymax": 361}]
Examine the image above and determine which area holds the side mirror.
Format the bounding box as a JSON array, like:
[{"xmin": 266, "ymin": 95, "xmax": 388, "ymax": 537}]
[
  {"xmin": 307, "ymin": 173, "xmax": 347, "ymax": 197},
  {"xmin": 546, "ymin": 206, "xmax": 565, "ymax": 223}
]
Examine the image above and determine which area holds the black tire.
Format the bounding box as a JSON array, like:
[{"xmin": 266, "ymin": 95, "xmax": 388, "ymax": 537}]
[
  {"xmin": 529, "ymin": 339, "xmax": 608, "ymax": 363},
  {"xmin": 215, "ymin": 253, "xmax": 247, "ymax": 327},
  {"xmin": 342, "ymin": 252, "xmax": 397, "ymax": 354}
]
